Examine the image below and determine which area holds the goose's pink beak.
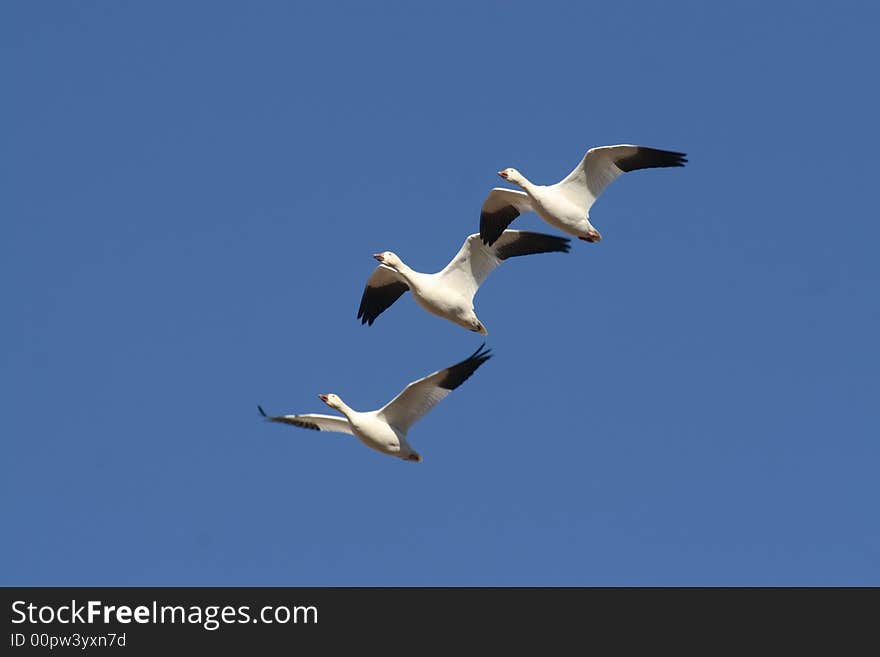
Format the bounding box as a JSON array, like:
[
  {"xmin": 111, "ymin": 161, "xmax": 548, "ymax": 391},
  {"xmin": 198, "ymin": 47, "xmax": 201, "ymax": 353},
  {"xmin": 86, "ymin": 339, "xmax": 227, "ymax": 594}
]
[
  {"xmin": 318, "ymin": 394, "xmax": 329, "ymax": 403},
  {"xmin": 373, "ymin": 253, "xmax": 384, "ymax": 262},
  {"xmin": 497, "ymin": 170, "xmax": 508, "ymax": 179}
]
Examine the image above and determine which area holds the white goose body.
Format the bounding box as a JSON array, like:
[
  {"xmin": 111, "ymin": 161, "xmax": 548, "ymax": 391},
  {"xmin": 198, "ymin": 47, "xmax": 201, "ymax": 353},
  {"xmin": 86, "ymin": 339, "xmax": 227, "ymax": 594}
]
[
  {"xmin": 357, "ymin": 230, "xmax": 570, "ymax": 334},
  {"xmin": 411, "ymin": 283, "xmax": 480, "ymax": 334},
  {"xmin": 388, "ymin": 265, "xmax": 478, "ymax": 332},
  {"xmin": 258, "ymin": 345, "xmax": 492, "ymax": 462},
  {"xmin": 336, "ymin": 406, "xmax": 413, "ymax": 458},
  {"xmin": 480, "ymin": 144, "xmax": 687, "ymax": 246},
  {"xmin": 523, "ymin": 182, "xmax": 593, "ymax": 237}
]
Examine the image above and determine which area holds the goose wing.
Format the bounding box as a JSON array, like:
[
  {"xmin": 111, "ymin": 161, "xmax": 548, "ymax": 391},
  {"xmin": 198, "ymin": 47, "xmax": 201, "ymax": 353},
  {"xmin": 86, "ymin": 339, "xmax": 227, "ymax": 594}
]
[
  {"xmin": 357, "ymin": 264, "xmax": 410, "ymax": 326},
  {"xmin": 554, "ymin": 144, "xmax": 687, "ymax": 211},
  {"xmin": 438, "ymin": 231, "xmax": 570, "ymax": 301},
  {"xmin": 378, "ymin": 344, "xmax": 492, "ymax": 433},
  {"xmin": 479, "ymin": 188, "xmax": 534, "ymax": 246},
  {"xmin": 257, "ymin": 406, "xmax": 354, "ymax": 435}
]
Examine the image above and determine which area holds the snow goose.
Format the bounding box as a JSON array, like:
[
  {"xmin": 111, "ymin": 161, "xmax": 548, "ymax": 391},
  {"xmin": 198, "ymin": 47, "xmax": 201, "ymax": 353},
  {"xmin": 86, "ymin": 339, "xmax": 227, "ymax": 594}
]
[
  {"xmin": 357, "ymin": 230, "xmax": 570, "ymax": 334},
  {"xmin": 257, "ymin": 344, "xmax": 492, "ymax": 462},
  {"xmin": 480, "ymin": 145, "xmax": 687, "ymax": 245}
]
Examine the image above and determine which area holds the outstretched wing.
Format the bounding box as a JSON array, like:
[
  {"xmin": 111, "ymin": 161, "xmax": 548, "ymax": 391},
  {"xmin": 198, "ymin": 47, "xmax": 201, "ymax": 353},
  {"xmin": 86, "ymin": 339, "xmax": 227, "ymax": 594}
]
[
  {"xmin": 438, "ymin": 231, "xmax": 570, "ymax": 301},
  {"xmin": 257, "ymin": 406, "xmax": 354, "ymax": 435},
  {"xmin": 554, "ymin": 144, "xmax": 687, "ymax": 211},
  {"xmin": 357, "ymin": 264, "xmax": 410, "ymax": 326},
  {"xmin": 479, "ymin": 188, "xmax": 534, "ymax": 246},
  {"xmin": 378, "ymin": 344, "xmax": 492, "ymax": 433}
]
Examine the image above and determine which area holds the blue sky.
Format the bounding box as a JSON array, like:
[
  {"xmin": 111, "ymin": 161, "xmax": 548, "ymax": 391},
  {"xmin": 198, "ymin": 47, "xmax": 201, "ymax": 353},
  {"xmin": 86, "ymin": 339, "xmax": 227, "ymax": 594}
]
[{"xmin": 2, "ymin": 1, "xmax": 879, "ymax": 585}]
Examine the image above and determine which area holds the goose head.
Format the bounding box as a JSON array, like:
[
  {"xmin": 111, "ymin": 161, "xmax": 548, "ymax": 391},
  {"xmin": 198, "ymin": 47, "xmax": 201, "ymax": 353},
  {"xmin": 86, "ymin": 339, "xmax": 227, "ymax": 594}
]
[
  {"xmin": 498, "ymin": 167, "xmax": 527, "ymax": 187},
  {"xmin": 317, "ymin": 393, "xmax": 344, "ymax": 410},
  {"xmin": 373, "ymin": 251, "xmax": 404, "ymax": 271}
]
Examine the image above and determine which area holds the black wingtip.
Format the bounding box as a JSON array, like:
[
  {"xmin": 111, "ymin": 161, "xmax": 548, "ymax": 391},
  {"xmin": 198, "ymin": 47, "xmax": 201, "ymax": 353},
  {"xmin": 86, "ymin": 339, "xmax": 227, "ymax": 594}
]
[
  {"xmin": 465, "ymin": 342, "xmax": 493, "ymax": 369},
  {"xmin": 615, "ymin": 147, "xmax": 689, "ymax": 173},
  {"xmin": 494, "ymin": 231, "xmax": 571, "ymax": 260},
  {"xmin": 479, "ymin": 229, "xmax": 503, "ymax": 247},
  {"xmin": 257, "ymin": 405, "xmax": 268, "ymax": 418},
  {"xmin": 480, "ymin": 204, "xmax": 520, "ymax": 247},
  {"xmin": 437, "ymin": 343, "xmax": 493, "ymax": 391},
  {"xmin": 470, "ymin": 342, "xmax": 492, "ymax": 361},
  {"xmin": 357, "ymin": 280, "xmax": 408, "ymax": 327},
  {"xmin": 545, "ymin": 234, "xmax": 572, "ymax": 254}
]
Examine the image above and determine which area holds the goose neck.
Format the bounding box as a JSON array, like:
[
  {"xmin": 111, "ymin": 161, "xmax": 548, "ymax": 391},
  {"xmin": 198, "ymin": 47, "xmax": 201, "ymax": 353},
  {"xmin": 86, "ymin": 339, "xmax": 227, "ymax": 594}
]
[
  {"xmin": 391, "ymin": 262, "xmax": 419, "ymax": 287},
  {"xmin": 334, "ymin": 399, "xmax": 358, "ymax": 421}
]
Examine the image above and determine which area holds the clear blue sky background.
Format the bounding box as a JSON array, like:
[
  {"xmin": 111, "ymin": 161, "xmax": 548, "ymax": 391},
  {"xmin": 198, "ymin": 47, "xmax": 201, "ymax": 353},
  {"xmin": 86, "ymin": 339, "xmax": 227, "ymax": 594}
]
[{"xmin": 3, "ymin": 1, "xmax": 878, "ymax": 586}]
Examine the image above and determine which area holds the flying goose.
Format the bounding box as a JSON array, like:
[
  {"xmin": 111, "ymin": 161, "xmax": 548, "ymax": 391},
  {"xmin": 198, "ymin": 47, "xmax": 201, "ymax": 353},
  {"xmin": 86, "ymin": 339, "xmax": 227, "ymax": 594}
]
[
  {"xmin": 480, "ymin": 144, "xmax": 687, "ymax": 246},
  {"xmin": 258, "ymin": 344, "xmax": 492, "ymax": 462},
  {"xmin": 357, "ymin": 230, "xmax": 570, "ymax": 334}
]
